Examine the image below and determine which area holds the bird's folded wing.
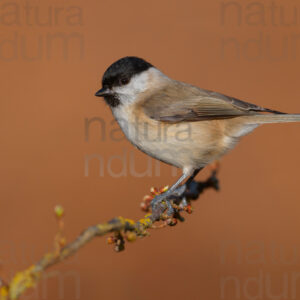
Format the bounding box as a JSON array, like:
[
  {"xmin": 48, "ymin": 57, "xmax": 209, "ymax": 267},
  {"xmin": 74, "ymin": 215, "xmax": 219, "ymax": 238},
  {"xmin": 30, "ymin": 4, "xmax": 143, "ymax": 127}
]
[{"xmin": 142, "ymin": 84, "xmax": 283, "ymax": 123}]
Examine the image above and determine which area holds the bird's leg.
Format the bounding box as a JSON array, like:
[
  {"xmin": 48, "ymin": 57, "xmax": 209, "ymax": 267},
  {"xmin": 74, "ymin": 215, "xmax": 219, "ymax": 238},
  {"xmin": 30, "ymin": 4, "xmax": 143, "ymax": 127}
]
[
  {"xmin": 171, "ymin": 168, "xmax": 203, "ymax": 198},
  {"xmin": 151, "ymin": 168, "xmax": 203, "ymax": 217},
  {"xmin": 184, "ymin": 168, "xmax": 203, "ymax": 188},
  {"xmin": 171, "ymin": 168, "xmax": 203, "ymax": 207}
]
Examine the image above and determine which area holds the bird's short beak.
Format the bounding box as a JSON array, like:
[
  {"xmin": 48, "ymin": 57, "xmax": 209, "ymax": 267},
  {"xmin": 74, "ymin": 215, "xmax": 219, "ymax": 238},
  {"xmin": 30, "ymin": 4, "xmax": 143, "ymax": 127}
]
[{"xmin": 95, "ymin": 87, "xmax": 111, "ymax": 97}]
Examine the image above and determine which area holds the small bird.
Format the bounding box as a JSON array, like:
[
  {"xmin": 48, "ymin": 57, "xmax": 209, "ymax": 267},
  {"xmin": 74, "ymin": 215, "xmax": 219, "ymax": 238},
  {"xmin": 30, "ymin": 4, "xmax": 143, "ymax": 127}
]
[{"xmin": 95, "ymin": 56, "xmax": 300, "ymax": 214}]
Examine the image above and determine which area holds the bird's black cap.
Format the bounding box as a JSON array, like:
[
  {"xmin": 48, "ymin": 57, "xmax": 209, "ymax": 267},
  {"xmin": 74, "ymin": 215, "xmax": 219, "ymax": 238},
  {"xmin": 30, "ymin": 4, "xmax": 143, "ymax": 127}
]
[{"xmin": 101, "ymin": 56, "xmax": 153, "ymax": 89}]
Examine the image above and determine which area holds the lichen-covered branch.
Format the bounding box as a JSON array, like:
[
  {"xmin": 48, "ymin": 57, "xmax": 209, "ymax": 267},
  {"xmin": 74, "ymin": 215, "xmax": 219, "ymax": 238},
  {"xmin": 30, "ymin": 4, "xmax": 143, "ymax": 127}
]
[{"xmin": 0, "ymin": 169, "xmax": 219, "ymax": 300}]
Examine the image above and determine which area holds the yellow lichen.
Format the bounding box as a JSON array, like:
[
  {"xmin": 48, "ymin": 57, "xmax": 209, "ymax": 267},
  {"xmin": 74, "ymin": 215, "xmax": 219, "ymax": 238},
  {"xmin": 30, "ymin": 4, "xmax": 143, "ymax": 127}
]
[
  {"xmin": 0, "ymin": 286, "xmax": 9, "ymax": 300},
  {"xmin": 138, "ymin": 217, "xmax": 152, "ymax": 227},
  {"xmin": 124, "ymin": 218, "xmax": 135, "ymax": 226},
  {"xmin": 9, "ymin": 266, "xmax": 40, "ymax": 299}
]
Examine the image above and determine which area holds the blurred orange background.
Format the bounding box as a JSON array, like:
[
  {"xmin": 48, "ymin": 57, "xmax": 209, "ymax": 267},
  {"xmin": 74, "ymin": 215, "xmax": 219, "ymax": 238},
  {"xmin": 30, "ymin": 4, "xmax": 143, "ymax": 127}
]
[{"xmin": 1, "ymin": 0, "xmax": 300, "ymax": 299}]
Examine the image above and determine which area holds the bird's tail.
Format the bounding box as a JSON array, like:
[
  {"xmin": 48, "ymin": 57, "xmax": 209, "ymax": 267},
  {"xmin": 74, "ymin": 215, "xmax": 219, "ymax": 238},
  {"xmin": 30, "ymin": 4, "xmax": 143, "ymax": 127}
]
[{"xmin": 243, "ymin": 114, "xmax": 300, "ymax": 125}]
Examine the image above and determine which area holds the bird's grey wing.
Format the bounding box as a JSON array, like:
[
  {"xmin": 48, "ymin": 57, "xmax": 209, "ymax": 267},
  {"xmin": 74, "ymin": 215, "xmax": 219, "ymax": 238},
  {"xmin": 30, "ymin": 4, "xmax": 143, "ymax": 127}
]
[{"xmin": 143, "ymin": 83, "xmax": 284, "ymax": 123}]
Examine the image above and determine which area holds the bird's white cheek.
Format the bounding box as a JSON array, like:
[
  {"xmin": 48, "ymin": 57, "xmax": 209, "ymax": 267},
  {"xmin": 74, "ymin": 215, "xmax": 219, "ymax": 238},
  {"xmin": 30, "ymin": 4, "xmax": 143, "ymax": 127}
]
[
  {"xmin": 113, "ymin": 72, "xmax": 150, "ymax": 105},
  {"xmin": 130, "ymin": 72, "xmax": 149, "ymax": 93}
]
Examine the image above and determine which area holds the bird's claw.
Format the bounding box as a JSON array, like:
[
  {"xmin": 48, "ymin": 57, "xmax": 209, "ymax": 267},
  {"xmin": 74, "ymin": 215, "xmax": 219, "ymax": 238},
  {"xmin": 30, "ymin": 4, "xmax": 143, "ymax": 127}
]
[
  {"xmin": 150, "ymin": 194, "xmax": 173, "ymax": 218},
  {"xmin": 150, "ymin": 184, "xmax": 188, "ymax": 219}
]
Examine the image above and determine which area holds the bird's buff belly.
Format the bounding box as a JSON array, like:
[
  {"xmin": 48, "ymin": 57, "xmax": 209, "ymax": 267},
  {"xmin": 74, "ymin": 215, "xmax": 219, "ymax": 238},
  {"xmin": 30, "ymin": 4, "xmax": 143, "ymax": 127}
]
[{"xmin": 118, "ymin": 117, "xmax": 236, "ymax": 169}]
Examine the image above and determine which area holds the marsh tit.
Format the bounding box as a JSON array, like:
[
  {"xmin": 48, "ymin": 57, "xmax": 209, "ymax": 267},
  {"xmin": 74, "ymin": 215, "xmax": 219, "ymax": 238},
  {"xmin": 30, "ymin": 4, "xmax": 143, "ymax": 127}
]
[{"xmin": 95, "ymin": 56, "xmax": 300, "ymax": 216}]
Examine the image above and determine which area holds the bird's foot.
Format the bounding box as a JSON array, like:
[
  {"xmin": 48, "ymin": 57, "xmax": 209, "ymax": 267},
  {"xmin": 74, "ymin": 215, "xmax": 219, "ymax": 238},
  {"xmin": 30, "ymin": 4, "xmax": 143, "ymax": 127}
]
[
  {"xmin": 141, "ymin": 167, "xmax": 220, "ymax": 221},
  {"xmin": 150, "ymin": 185, "xmax": 187, "ymax": 220},
  {"xmin": 150, "ymin": 193, "xmax": 173, "ymax": 220}
]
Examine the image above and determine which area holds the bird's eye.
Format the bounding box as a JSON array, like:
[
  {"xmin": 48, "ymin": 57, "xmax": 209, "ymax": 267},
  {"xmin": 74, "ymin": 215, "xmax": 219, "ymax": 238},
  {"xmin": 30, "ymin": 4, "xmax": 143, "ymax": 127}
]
[{"xmin": 120, "ymin": 77, "xmax": 129, "ymax": 85}]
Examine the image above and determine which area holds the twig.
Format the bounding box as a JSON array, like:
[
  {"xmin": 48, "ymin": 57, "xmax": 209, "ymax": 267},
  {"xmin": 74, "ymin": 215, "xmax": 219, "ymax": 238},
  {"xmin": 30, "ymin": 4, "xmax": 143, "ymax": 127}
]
[{"xmin": 0, "ymin": 170, "xmax": 219, "ymax": 300}]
